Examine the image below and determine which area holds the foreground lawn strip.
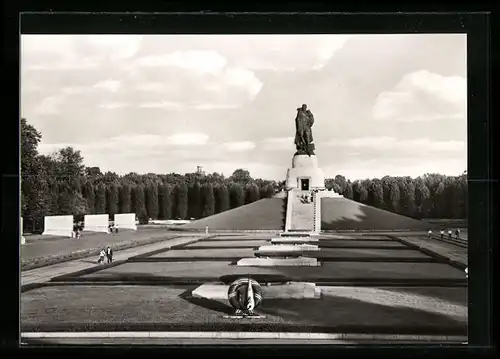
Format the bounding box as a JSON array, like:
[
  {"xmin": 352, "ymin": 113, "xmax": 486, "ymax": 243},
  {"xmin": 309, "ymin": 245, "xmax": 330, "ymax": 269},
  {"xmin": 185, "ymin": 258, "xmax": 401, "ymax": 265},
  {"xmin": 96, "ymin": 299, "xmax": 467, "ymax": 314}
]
[
  {"xmin": 22, "ymin": 235, "xmax": 181, "ymax": 271},
  {"xmin": 127, "ymin": 236, "xmax": 209, "ymax": 260},
  {"xmin": 49, "ymin": 260, "xmax": 127, "ymax": 282},
  {"xmin": 21, "ymin": 284, "xmax": 467, "ymax": 336}
]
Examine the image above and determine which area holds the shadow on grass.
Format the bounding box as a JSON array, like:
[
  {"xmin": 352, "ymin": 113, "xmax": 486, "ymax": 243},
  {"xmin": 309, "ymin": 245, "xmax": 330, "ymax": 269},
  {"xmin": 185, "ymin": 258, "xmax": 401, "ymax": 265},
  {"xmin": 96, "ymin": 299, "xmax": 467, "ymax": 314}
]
[
  {"xmin": 179, "ymin": 288, "xmax": 234, "ymax": 315},
  {"xmin": 321, "ymin": 199, "xmax": 439, "ymax": 231},
  {"xmin": 255, "ymin": 295, "xmax": 467, "ymax": 335},
  {"xmin": 21, "ymin": 293, "xmax": 467, "ymax": 335}
]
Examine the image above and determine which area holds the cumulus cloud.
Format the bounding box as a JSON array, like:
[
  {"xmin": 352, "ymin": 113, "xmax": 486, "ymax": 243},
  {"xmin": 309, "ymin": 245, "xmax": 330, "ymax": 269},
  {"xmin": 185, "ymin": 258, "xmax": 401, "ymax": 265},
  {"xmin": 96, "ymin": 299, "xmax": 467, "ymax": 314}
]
[
  {"xmin": 138, "ymin": 101, "xmax": 184, "ymax": 110},
  {"xmin": 39, "ymin": 132, "xmax": 211, "ymax": 163},
  {"xmin": 328, "ymin": 136, "xmax": 466, "ymax": 153},
  {"xmin": 23, "ymin": 34, "xmax": 467, "ymax": 180},
  {"xmin": 191, "ymin": 104, "xmax": 240, "ymax": 110},
  {"xmin": 222, "ymin": 141, "xmax": 256, "ymax": 152},
  {"xmin": 93, "ymin": 80, "xmax": 121, "ymax": 92},
  {"xmin": 83, "ymin": 35, "xmax": 143, "ymax": 60},
  {"xmin": 261, "ymin": 137, "xmax": 295, "ymax": 151},
  {"xmin": 222, "ymin": 67, "xmax": 263, "ymax": 98},
  {"xmin": 230, "ymin": 35, "xmax": 352, "ymax": 71},
  {"xmin": 35, "ymin": 96, "xmax": 64, "ymax": 115},
  {"xmin": 133, "ymin": 50, "xmax": 227, "ymax": 74},
  {"xmin": 21, "ymin": 35, "xmax": 143, "ymax": 72},
  {"xmin": 99, "ymin": 103, "xmax": 130, "ymax": 109},
  {"xmin": 136, "ymin": 82, "xmax": 167, "ymax": 93},
  {"xmin": 372, "ymin": 70, "xmax": 467, "ymax": 122},
  {"xmin": 167, "ymin": 133, "xmax": 210, "ymax": 146}
]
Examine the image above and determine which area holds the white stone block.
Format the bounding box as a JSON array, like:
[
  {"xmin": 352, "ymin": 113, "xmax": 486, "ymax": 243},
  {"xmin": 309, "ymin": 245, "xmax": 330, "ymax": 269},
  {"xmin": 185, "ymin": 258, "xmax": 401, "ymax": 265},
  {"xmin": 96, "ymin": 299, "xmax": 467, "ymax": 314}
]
[
  {"xmin": 42, "ymin": 215, "xmax": 74, "ymax": 237},
  {"xmin": 237, "ymin": 257, "xmax": 319, "ymax": 266},
  {"xmin": 280, "ymin": 231, "xmax": 318, "ymax": 237},
  {"xmin": 84, "ymin": 214, "xmax": 109, "ymax": 233},
  {"xmin": 258, "ymin": 244, "xmax": 302, "ymax": 252},
  {"xmin": 114, "ymin": 213, "xmax": 137, "ymax": 231},
  {"xmin": 271, "ymin": 237, "xmax": 318, "ymax": 244},
  {"xmin": 21, "ymin": 217, "xmax": 26, "ymax": 245},
  {"xmin": 258, "ymin": 244, "xmax": 319, "ymax": 252}
]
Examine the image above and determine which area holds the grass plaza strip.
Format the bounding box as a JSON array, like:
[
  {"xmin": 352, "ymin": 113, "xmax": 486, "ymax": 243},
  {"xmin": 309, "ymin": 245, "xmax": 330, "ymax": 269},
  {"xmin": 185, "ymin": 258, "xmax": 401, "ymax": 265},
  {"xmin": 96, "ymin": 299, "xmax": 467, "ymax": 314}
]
[{"xmin": 21, "ymin": 232, "xmax": 467, "ymax": 337}]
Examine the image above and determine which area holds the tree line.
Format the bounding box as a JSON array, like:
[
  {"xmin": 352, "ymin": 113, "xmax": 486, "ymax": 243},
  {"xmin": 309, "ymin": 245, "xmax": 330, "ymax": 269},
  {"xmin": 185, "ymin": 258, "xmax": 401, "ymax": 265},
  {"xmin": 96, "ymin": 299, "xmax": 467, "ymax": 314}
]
[{"xmin": 21, "ymin": 118, "xmax": 467, "ymax": 231}]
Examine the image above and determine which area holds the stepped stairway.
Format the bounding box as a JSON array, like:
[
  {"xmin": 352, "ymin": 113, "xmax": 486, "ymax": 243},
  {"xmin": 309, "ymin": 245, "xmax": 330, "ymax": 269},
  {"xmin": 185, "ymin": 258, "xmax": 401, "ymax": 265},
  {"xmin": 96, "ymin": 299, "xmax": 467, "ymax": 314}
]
[{"xmin": 288, "ymin": 189, "xmax": 315, "ymax": 232}]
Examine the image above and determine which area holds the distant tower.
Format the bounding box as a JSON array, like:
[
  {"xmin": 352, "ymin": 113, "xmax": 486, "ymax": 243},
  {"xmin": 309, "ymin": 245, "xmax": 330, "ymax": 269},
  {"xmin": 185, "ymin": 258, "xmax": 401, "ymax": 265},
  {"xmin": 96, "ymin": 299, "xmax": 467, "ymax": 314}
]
[{"xmin": 196, "ymin": 166, "xmax": 205, "ymax": 175}]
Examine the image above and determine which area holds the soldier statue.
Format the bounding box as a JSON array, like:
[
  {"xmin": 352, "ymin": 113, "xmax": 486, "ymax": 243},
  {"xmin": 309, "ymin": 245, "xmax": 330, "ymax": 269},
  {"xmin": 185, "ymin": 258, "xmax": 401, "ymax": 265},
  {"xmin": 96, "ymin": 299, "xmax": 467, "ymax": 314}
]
[{"xmin": 294, "ymin": 104, "xmax": 315, "ymax": 156}]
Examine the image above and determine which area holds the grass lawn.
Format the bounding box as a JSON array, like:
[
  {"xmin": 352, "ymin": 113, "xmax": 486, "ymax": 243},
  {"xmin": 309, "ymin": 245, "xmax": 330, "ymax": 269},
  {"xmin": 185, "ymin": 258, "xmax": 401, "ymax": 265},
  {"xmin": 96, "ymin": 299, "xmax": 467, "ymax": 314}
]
[
  {"xmin": 314, "ymin": 248, "xmax": 431, "ymax": 259},
  {"xmin": 318, "ymin": 240, "xmax": 406, "ymax": 248},
  {"xmin": 181, "ymin": 198, "xmax": 286, "ymax": 230},
  {"xmin": 21, "ymin": 228, "xmax": 169, "ymax": 262},
  {"xmin": 185, "ymin": 240, "xmax": 269, "ymax": 248},
  {"xmin": 203, "ymin": 234, "xmax": 277, "ymax": 241},
  {"xmin": 81, "ymin": 261, "xmax": 466, "ymax": 281},
  {"xmin": 21, "ymin": 285, "xmax": 466, "ymax": 333},
  {"xmin": 321, "ymin": 198, "xmax": 433, "ymax": 230},
  {"xmin": 150, "ymin": 248, "xmax": 256, "ymax": 258}
]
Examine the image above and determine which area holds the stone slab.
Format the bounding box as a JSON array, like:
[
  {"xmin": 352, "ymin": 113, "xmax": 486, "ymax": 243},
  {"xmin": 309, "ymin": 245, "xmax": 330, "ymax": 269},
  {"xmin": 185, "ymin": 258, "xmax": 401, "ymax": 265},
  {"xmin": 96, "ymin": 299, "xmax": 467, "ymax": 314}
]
[
  {"xmin": 280, "ymin": 232, "xmax": 319, "ymax": 237},
  {"xmin": 114, "ymin": 213, "xmax": 137, "ymax": 231},
  {"xmin": 258, "ymin": 244, "xmax": 319, "ymax": 252},
  {"xmin": 84, "ymin": 214, "xmax": 109, "ymax": 233},
  {"xmin": 191, "ymin": 282, "xmax": 320, "ymax": 300},
  {"xmin": 236, "ymin": 257, "xmax": 319, "ymax": 267},
  {"xmin": 42, "ymin": 215, "xmax": 74, "ymax": 238},
  {"xmin": 271, "ymin": 237, "xmax": 319, "ymax": 244}
]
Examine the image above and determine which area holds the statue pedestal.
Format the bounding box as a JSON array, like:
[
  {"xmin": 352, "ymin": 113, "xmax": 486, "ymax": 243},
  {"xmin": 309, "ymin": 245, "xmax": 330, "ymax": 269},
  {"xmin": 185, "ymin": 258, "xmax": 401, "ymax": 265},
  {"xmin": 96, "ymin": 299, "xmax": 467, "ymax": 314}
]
[{"xmin": 285, "ymin": 155, "xmax": 325, "ymax": 190}]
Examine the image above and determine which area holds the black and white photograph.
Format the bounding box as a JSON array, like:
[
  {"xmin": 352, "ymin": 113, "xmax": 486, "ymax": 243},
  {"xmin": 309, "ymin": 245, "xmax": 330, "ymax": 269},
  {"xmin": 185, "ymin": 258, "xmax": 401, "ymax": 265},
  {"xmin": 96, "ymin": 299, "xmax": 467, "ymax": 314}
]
[{"xmin": 20, "ymin": 32, "xmax": 469, "ymax": 345}]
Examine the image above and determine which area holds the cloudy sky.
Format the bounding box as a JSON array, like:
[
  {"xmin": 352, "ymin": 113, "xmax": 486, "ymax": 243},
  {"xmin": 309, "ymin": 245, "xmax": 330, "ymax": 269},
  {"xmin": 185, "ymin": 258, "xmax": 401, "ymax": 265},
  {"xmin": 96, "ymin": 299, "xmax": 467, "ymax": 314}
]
[{"xmin": 20, "ymin": 34, "xmax": 467, "ymax": 181}]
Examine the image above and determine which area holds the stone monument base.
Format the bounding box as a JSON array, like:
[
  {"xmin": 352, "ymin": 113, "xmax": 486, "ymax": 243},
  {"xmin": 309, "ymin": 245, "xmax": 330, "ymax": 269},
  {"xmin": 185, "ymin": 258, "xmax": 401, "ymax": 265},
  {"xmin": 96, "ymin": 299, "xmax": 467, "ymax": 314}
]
[
  {"xmin": 271, "ymin": 237, "xmax": 318, "ymax": 244},
  {"xmin": 285, "ymin": 154, "xmax": 325, "ymax": 190},
  {"xmin": 280, "ymin": 231, "xmax": 319, "ymax": 237},
  {"xmin": 237, "ymin": 257, "xmax": 319, "ymax": 267}
]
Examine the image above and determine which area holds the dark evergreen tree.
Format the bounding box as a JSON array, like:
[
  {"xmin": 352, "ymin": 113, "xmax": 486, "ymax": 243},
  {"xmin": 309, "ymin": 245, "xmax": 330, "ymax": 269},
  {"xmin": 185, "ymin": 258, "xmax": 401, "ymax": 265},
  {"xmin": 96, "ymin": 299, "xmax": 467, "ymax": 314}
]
[
  {"xmin": 175, "ymin": 182, "xmax": 188, "ymax": 219},
  {"xmin": 94, "ymin": 182, "xmax": 107, "ymax": 214},
  {"xmin": 188, "ymin": 182, "xmax": 202, "ymax": 219},
  {"xmin": 230, "ymin": 183, "xmax": 245, "ymax": 209},
  {"xmin": 145, "ymin": 182, "xmax": 159, "ymax": 219},
  {"xmin": 201, "ymin": 183, "xmax": 215, "ymax": 217},
  {"xmin": 119, "ymin": 182, "xmax": 132, "ymax": 213}
]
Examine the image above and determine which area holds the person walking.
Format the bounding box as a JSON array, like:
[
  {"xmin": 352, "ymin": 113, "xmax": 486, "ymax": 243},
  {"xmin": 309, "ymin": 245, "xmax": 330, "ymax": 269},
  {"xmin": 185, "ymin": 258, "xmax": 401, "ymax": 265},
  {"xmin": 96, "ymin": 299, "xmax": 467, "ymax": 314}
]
[
  {"xmin": 455, "ymin": 228, "xmax": 461, "ymax": 240},
  {"xmin": 440, "ymin": 230, "xmax": 444, "ymax": 239},
  {"xmin": 97, "ymin": 249, "xmax": 106, "ymax": 264},
  {"xmin": 448, "ymin": 230, "xmax": 453, "ymax": 239},
  {"xmin": 428, "ymin": 230, "xmax": 432, "ymax": 238},
  {"xmin": 106, "ymin": 246, "xmax": 113, "ymax": 263}
]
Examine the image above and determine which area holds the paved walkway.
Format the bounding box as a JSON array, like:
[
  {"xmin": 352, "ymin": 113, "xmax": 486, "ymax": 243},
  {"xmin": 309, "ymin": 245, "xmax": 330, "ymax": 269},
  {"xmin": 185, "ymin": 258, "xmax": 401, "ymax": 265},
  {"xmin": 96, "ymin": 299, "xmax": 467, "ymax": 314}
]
[{"xmin": 21, "ymin": 235, "xmax": 206, "ymax": 286}]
